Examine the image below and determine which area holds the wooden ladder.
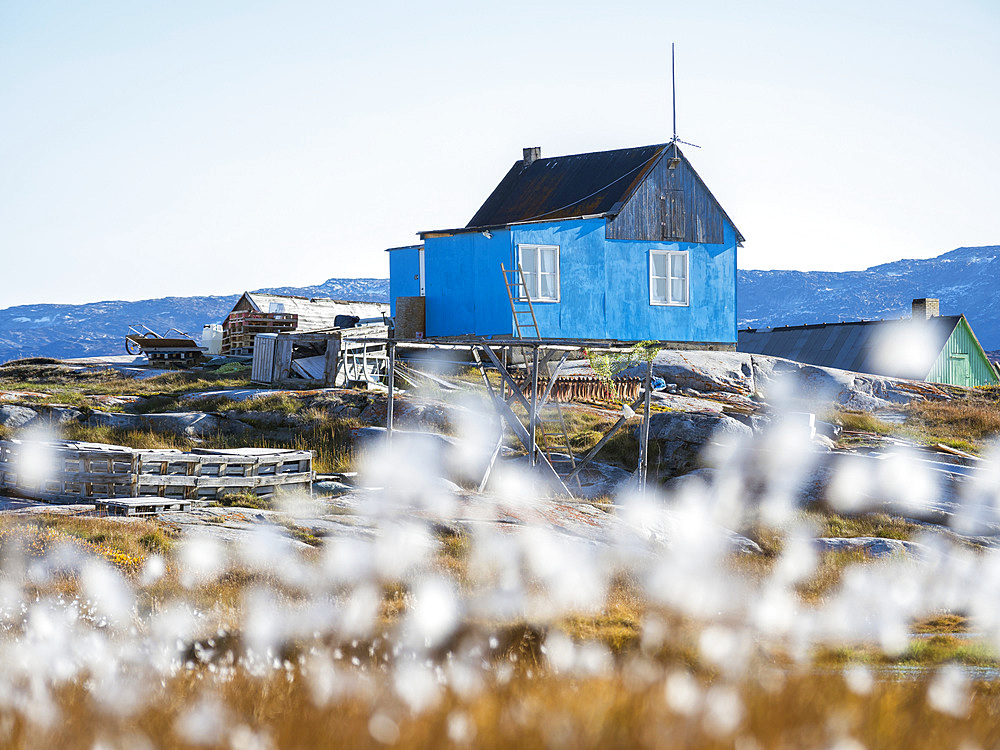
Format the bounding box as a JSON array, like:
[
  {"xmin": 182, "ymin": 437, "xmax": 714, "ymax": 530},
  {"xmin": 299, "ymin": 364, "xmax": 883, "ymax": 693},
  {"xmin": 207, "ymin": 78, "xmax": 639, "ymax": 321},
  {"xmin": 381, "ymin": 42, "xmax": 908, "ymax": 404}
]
[
  {"xmin": 501, "ymin": 263, "xmax": 541, "ymax": 339},
  {"xmin": 500, "ymin": 264, "xmax": 580, "ymax": 489}
]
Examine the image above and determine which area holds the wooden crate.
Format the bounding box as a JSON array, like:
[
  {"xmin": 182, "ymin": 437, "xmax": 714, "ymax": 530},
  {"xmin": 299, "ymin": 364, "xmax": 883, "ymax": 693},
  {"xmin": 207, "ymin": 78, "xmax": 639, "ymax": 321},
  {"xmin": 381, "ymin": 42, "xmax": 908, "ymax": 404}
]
[
  {"xmin": 0, "ymin": 440, "xmax": 314, "ymax": 505},
  {"xmin": 222, "ymin": 312, "xmax": 298, "ymax": 356}
]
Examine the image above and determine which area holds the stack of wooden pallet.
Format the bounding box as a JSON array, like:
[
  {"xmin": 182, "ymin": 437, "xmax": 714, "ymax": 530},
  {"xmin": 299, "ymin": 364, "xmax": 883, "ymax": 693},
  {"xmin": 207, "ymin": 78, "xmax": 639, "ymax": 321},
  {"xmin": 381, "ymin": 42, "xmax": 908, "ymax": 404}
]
[
  {"xmin": 221, "ymin": 311, "xmax": 298, "ymax": 355},
  {"xmin": 0, "ymin": 440, "xmax": 313, "ymax": 515}
]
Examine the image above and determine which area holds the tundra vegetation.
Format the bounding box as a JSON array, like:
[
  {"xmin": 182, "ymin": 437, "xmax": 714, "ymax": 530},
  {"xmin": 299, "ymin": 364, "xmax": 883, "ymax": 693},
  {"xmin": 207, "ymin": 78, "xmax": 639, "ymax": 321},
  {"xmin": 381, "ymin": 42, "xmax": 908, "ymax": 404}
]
[{"xmin": 0, "ymin": 360, "xmax": 999, "ymax": 747}]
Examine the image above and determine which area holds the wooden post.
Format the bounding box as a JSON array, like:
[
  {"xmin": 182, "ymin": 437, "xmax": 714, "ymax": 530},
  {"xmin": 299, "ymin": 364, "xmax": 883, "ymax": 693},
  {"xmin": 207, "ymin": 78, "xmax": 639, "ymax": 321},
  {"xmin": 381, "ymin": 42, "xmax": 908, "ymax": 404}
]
[
  {"xmin": 273, "ymin": 335, "xmax": 294, "ymax": 382},
  {"xmin": 530, "ymin": 346, "xmax": 539, "ymax": 468},
  {"xmin": 563, "ymin": 393, "xmax": 645, "ymax": 484},
  {"xmin": 130, "ymin": 453, "xmax": 139, "ymax": 498},
  {"xmin": 324, "ymin": 336, "xmax": 341, "ymax": 386},
  {"xmin": 638, "ymin": 358, "xmax": 653, "ymax": 491},
  {"xmin": 386, "ymin": 340, "xmax": 395, "ymax": 450}
]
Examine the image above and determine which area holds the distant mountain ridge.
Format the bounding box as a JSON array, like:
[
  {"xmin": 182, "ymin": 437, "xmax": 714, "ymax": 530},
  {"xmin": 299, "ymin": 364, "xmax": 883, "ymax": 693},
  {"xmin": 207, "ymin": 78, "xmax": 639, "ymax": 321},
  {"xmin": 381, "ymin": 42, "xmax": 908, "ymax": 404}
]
[
  {"xmin": 738, "ymin": 245, "xmax": 1000, "ymax": 349},
  {"xmin": 0, "ymin": 279, "xmax": 389, "ymax": 362},
  {"xmin": 1, "ymin": 246, "xmax": 997, "ymax": 362}
]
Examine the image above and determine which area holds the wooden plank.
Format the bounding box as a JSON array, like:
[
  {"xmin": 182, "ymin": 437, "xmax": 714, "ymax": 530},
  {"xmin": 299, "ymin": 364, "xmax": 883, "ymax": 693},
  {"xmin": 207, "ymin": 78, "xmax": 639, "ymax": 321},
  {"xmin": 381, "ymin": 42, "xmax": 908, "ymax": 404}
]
[
  {"xmin": 480, "ymin": 345, "xmax": 534, "ymax": 415},
  {"xmin": 638, "ymin": 359, "xmax": 653, "ymax": 490},
  {"xmin": 564, "ymin": 393, "xmax": 646, "ymax": 484},
  {"xmin": 24, "ymin": 472, "xmax": 139, "ymax": 483},
  {"xmin": 96, "ymin": 499, "xmax": 192, "ymax": 516},
  {"xmin": 471, "ymin": 347, "xmax": 568, "ymax": 494},
  {"xmin": 530, "ymin": 347, "xmax": 540, "ymax": 467},
  {"xmin": 933, "ymin": 443, "xmax": 981, "ymax": 461},
  {"xmin": 274, "ymin": 336, "xmax": 294, "ymax": 380},
  {"xmin": 478, "ymin": 433, "xmax": 505, "ymax": 493},
  {"xmin": 324, "ymin": 337, "xmax": 340, "ymax": 386},
  {"xmin": 136, "ymin": 473, "xmax": 312, "ymax": 488},
  {"xmin": 537, "ymin": 352, "xmax": 570, "ymax": 411},
  {"xmin": 1, "ymin": 439, "xmax": 312, "ymax": 502},
  {"xmin": 291, "ymin": 355, "xmax": 326, "ymax": 379}
]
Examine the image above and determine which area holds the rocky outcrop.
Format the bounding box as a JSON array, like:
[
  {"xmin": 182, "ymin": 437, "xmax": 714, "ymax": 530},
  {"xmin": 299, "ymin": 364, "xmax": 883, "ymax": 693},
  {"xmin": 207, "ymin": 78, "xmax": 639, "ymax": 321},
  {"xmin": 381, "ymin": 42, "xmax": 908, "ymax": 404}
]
[
  {"xmin": 627, "ymin": 351, "xmax": 756, "ymax": 396},
  {"xmin": 605, "ymin": 350, "xmax": 942, "ymax": 410},
  {"xmin": 0, "ymin": 405, "xmax": 38, "ymax": 429},
  {"xmin": 86, "ymin": 411, "xmax": 251, "ymax": 438},
  {"xmin": 750, "ymin": 357, "xmax": 922, "ymax": 410},
  {"xmin": 643, "ymin": 412, "xmax": 752, "ymax": 478},
  {"xmin": 814, "ymin": 536, "xmax": 924, "ymax": 559}
]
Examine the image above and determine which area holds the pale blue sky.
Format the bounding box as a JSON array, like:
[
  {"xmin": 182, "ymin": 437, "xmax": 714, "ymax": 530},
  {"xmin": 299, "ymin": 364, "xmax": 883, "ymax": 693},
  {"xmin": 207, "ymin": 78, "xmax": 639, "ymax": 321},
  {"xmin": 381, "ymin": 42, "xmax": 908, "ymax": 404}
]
[{"xmin": 2, "ymin": 0, "xmax": 998, "ymax": 306}]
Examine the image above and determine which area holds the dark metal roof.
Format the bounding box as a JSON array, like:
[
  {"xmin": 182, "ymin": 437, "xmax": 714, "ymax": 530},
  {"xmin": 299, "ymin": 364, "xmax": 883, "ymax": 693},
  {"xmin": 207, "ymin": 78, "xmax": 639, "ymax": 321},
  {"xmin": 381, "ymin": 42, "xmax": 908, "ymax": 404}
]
[
  {"xmin": 737, "ymin": 316, "xmax": 962, "ymax": 379},
  {"xmin": 465, "ymin": 144, "xmax": 668, "ymax": 229}
]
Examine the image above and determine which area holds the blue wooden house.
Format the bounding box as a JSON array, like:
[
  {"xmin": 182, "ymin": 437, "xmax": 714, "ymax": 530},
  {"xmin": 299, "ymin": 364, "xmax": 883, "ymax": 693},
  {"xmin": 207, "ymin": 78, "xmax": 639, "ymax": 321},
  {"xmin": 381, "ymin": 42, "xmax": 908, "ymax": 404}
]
[{"xmin": 387, "ymin": 143, "xmax": 743, "ymax": 344}]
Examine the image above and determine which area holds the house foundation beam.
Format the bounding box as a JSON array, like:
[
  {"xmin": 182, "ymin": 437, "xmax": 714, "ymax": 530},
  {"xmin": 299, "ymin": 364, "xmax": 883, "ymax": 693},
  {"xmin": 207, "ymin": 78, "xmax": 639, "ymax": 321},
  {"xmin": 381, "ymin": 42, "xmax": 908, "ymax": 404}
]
[{"xmin": 472, "ymin": 346, "xmax": 570, "ymax": 495}]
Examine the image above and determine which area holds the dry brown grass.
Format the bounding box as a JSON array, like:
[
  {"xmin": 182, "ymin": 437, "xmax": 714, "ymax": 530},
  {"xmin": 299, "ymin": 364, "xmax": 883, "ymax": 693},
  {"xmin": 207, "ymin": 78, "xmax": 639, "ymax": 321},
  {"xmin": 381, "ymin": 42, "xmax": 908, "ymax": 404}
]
[
  {"xmin": 904, "ymin": 399, "xmax": 1000, "ymax": 451},
  {"xmin": 0, "ymin": 513, "xmax": 997, "ymax": 747},
  {"xmin": 0, "ymin": 667, "xmax": 998, "ymax": 749},
  {"xmin": 913, "ymin": 613, "xmax": 971, "ymax": 634},
  {"xmin": 831, "ymin": 396, "xmax": 1000, "ymax": 454},
  {"xmin": 818, "ymin": 512, "xmax": 918, "ymax": 541},
  {"xmin": 0, "ymin": 512, "xmax": 175, "ymax": 571},
  {"xmin": 833, "ymin": 410, "xmax": 896, "ymax": 435},
  {"xmin": 0, "ymin": 361, "xmax": 253, "ymax": 408}
]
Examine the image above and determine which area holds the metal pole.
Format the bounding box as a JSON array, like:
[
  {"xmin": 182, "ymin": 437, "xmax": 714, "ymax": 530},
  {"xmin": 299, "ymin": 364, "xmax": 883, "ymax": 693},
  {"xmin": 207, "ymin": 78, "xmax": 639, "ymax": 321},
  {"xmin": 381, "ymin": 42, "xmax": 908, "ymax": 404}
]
[
  {"xmin": 671, "ymin": 42, "xmax": 677, "ymax": 141},
  {"xmin": 638, "ymin": 358, "xmax": 653, "ymax": 491},
  {"xmin": 530, "ymin": 345, "xmax": 540, "ymax": 468},
  {"xmin": 386, "ymin": 341, "xmax": 395, "ymax": 451}
]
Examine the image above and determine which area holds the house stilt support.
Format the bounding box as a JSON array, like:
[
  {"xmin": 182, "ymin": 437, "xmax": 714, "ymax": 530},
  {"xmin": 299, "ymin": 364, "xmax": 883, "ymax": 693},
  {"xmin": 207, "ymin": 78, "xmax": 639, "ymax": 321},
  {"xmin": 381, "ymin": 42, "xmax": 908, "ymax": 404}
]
[{"xmin": 380, "ymin": 338, "xmax": 661, "ymax": 499}]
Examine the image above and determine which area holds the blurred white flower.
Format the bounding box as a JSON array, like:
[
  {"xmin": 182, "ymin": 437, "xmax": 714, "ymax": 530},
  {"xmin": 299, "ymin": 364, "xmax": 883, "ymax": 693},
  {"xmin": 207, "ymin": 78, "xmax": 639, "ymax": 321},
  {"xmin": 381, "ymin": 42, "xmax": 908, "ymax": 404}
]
[{"xmin": 927, "ymin": 664, "xmax": 970, "ymax": 717}]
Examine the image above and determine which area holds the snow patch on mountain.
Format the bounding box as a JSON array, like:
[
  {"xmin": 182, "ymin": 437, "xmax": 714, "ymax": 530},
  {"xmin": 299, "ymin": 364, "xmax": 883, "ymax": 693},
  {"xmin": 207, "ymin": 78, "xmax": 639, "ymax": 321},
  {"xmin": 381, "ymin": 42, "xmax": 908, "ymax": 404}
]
[
  {"xmin": 738, "ymin": 246, "xmax": 1000, "ymax": 349},
  {"xmin": 0, "ymin": 279, "xmax": 389, "ymax": 362}
]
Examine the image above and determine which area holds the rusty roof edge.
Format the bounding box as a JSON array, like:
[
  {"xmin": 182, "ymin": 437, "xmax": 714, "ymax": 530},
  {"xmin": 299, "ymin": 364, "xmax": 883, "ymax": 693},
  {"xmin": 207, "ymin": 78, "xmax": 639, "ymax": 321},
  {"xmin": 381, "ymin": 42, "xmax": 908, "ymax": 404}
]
[{"xmin": 418, "ymin": 213, "xmax": 610, "ymax": 239}]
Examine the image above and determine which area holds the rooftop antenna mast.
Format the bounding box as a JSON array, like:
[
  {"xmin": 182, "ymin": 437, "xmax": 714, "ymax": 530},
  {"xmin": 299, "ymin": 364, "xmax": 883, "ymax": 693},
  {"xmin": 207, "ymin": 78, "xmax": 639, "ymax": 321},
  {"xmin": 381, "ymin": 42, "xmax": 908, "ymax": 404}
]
[{"xmin": 670, "ymin": 43, "xmax": 700, "ymax": 151}]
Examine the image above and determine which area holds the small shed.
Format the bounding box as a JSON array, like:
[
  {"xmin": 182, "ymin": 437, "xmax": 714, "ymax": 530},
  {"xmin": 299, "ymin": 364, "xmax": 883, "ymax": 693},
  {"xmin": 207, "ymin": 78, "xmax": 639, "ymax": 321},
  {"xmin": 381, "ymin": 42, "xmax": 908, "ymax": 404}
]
[
  {"xmin": 223, "ymin": 293, "xmax": 389, "ymax": 355},
  {"xmin": 738, "ymin": 298, "xmax": 999, "ymax": 388}
]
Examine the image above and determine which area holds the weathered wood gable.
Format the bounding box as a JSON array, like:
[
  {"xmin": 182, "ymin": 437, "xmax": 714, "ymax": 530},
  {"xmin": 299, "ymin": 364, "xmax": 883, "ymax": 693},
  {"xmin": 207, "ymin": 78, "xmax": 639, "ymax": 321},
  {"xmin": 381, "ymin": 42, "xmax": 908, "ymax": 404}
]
[
  {"xmin": 231, "ymin": 293, "xmax": 256, "ymax": 313},
  {"xmin": 606, "ymin": 151, "xmax": 733, "ymax": 245}
]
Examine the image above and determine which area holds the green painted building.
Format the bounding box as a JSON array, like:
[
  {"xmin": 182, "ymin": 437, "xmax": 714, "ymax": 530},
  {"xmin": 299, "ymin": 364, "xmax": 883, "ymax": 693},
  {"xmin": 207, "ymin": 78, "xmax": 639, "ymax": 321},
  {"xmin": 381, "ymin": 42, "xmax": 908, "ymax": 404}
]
[{"xmin": 738, "ymin": 298, "xmax": 1000, "ymax": 388}]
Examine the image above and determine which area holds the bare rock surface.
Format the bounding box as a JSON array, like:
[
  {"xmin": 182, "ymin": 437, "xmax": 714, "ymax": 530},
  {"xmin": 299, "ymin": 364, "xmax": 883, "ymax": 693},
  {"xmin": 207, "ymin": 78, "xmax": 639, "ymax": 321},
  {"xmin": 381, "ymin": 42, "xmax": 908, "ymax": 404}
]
[
  {"xmin": 643, "ymin": 412, "xmax": 752, "ymax": 478},
  {"xmin": 0, "ymin": 405, "xmax": 38, "ymax": 429},
  {"xmin": 750, "ymin": 357, "xmax": 919, "ymax": 410},
  {"xmin": 644, "ymin": 351, "xmax": 756, "ymax": 396},
  {"xmin": 814, "ymin": 536, "xmax": 924, "ymax": 559},
  {"xmin": 569, "ymin": 350, "xmax": 937, "ymax": 410},
  {"xmin": 86, "ymin": 411, "xmax": 251, "ymax": 438}
]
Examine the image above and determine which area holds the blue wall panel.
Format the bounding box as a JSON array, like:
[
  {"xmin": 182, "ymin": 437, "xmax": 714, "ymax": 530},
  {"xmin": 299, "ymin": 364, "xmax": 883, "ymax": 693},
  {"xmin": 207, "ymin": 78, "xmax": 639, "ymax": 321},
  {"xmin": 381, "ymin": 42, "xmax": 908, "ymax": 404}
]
[
  {"xmin": 512, "ymin": 220, "xmax": 608, "ymax": 339},
  {"xmin": 387, "ymin": 246, "xmax": 421, "ymax": 317},
  {"xmin": 404, "ymin": 218, "xmax": 738, "ymax": 343},
  {"xmin": 509, "ymin": 219, "xmax": 737, "ymax": 342},
  {"xmin": 424, "ymin": 229, "xmax": 515, "ymax": 337}
]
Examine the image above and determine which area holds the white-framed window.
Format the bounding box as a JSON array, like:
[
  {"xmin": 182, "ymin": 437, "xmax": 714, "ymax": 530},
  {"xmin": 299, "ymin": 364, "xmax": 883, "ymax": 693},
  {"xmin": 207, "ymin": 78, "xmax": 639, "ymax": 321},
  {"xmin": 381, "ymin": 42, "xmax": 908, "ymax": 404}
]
[
  {"xmin": 517, "ymin": 244, "xmax": 560, "ymax": 302},
  {"xmin": 649, "ymin": 249, "xmax": 689, "ymax": 306}
]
